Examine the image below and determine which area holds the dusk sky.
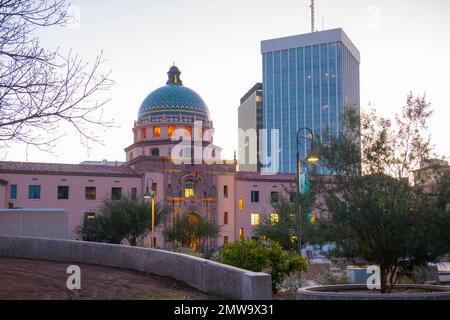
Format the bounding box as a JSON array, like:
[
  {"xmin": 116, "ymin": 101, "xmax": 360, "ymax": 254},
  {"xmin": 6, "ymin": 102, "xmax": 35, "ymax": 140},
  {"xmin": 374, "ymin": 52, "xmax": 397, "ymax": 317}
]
[{"xmin": 4, "ymin": 0, "xmax": 450, "ymax": 164}]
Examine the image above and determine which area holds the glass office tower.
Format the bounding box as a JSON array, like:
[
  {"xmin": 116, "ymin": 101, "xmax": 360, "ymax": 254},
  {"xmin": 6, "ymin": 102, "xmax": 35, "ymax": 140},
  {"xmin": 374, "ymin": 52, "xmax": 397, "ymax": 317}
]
[{"xmin": 261, "ymin": 28, "xmax": 360, "ymax": 174}]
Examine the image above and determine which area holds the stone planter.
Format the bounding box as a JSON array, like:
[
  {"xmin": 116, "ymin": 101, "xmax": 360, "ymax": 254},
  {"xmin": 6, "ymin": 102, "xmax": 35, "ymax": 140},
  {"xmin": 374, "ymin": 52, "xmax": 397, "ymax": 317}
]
[{"xmin": 297, "ymin": 284, "xmax": 450, "ymax": 300}]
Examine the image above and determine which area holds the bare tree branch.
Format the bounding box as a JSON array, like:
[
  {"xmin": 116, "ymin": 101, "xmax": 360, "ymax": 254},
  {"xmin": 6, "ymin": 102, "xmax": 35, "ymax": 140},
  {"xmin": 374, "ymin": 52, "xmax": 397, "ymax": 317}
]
[{"xmin": 0, "ymin": 0, "xmax": 114, "ymax": 154}]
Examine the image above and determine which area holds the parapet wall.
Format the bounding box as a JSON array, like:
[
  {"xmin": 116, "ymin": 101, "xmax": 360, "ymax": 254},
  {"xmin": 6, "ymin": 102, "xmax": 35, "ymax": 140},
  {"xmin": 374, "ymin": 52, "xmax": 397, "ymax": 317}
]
[
  {"xmin": 0, "ymin": 209, "xmax": 68, "ymax": 239},
  {"xmin": 0, "ymin": 236, "xmax": 272, "ymax": 300}
]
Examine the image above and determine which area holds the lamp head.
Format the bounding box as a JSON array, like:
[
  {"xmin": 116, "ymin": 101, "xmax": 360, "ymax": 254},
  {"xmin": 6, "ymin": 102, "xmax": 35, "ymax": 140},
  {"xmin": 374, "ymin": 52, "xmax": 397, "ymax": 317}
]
[
  {"xmin": 143, "ymin": 185, "xmax": 153, "ymax": 199},
  {"xmin": 306, "ymin": 152, "xmax": 320, "ymax": 163},
  {"xmin": 143, "ymin": 192, "xmax": 152, "ymax": 199}
]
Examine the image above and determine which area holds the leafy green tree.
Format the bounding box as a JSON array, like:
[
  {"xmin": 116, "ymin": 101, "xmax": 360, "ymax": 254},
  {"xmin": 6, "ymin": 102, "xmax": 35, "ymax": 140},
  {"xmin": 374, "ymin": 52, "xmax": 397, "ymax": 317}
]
[
  {"xmin": 253, "ymin": 190, "xmax": 324, "ymax": 251},
  {"xmin": 77, "ymin": 195, "xmax": 167, "ymax": 246},
  {"xmin": 219, "ymin": 239, "xmax": 308, "ymax": 293},
  {"xmin": 316, "ymin": 94, "xmax": 450, "ymax": 293},
  {"xmin": 164, "ymin": 213, "xmax": 220, "ymax": 253}
]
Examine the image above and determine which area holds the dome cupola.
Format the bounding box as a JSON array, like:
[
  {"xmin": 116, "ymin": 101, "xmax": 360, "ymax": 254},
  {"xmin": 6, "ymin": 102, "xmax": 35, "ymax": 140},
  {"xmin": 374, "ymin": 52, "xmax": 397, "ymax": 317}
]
[{"xmin": 137, "ymin": 65, "xmax": 210, "ymax": 122}]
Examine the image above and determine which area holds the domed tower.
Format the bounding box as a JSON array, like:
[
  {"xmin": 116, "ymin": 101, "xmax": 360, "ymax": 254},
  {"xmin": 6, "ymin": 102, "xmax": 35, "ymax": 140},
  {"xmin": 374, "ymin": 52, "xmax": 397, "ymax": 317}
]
[{"xmin": 125, "ymin": 65, "xmax": 220, "ymax": 162}]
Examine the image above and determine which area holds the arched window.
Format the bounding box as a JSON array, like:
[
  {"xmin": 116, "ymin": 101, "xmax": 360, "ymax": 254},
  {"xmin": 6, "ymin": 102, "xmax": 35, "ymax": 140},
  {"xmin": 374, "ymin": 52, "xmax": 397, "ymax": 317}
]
[
  {"xmin": 168, "ymin": 125, "xmax": 177, "ymax": 137},
  {"xmin": 151, "ymin": 148, "xmax": 160, "ymax": 157},
  {"xmin": 153, "ymin": 126, "xmax": 160, "ymax": 138},
  {"xmin": 184, "ymin": 181, "xmax": 194, "ymax": 198}
]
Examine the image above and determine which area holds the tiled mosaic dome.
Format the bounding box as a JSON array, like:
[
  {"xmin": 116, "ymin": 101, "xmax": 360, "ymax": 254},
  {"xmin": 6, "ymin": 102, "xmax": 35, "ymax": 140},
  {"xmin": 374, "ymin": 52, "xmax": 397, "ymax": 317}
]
[{"xmin": 138, "ymin": 65, "xmax": 210, "ymax": 121}]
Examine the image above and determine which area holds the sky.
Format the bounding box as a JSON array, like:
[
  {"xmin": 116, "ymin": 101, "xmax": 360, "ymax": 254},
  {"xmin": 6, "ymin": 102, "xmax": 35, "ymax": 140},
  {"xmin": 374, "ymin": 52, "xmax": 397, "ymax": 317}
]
[{"xmin": 3, "ymin": 0, "xmax": 450, "ymax": 164}]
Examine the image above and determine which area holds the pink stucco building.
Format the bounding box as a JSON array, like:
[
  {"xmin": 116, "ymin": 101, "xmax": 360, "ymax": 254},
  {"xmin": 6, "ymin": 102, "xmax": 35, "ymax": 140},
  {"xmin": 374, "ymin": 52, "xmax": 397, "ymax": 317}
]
[{"xmin": 0, "ymin": 66, "xmax": 295, "ymax": 249}]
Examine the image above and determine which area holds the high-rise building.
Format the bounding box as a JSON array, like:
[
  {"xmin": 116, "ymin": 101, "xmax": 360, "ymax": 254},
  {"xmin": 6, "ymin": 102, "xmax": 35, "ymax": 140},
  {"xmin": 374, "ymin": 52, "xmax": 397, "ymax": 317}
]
[
  {"xmin": 261, "ymin": 28, "xmax": 360, "ymax": 173},
  {"xmin": 238, "ymin": 83, "xmax": 262, "ymax": 172}
]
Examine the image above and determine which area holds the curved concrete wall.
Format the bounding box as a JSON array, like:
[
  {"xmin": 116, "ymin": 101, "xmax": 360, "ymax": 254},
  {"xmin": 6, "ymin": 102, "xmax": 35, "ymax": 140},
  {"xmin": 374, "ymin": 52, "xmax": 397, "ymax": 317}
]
[
  {"xmin": 0, "ymin": 236, "xmax": 271, "ymax": 300},
  {"xmin": 297, "ymin": 284, "xmax": 450, "ymax": 300}
]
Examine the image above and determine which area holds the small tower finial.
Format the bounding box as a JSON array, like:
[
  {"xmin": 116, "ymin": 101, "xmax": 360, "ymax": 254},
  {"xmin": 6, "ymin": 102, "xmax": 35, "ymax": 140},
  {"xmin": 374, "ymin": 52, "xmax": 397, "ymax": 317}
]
[
  {"xmin": 310, "ymin": 0, "xmax": 315, "ymax": 33},
  {"xmin": 167, "ymin": 65, "xmax": 182, "ymax": 85}
]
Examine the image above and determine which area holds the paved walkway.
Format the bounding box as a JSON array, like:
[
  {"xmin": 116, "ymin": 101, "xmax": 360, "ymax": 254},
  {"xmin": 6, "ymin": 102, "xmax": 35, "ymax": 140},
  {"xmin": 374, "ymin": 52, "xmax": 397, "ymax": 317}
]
[{"xmin": 0, "ymin": 257, "xmax": 220, "ymax": 300}]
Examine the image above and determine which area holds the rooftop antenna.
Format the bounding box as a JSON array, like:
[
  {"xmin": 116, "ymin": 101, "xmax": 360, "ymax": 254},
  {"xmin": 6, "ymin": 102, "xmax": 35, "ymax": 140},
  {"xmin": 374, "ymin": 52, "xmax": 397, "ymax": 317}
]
[{"xmin": 310, "ymin": 0, "xmax": 315, "ymax": 33}]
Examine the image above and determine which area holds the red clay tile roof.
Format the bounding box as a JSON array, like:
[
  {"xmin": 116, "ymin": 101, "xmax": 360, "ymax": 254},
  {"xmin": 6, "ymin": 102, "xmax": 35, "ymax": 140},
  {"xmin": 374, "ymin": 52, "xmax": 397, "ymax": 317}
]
[
  {"xmin": 236, "ymin": 171, "xmax": 296, "ymax": 182},
  {"xmin": 0, "ymin": 161, "xmax": 141, "ymax": 177}
]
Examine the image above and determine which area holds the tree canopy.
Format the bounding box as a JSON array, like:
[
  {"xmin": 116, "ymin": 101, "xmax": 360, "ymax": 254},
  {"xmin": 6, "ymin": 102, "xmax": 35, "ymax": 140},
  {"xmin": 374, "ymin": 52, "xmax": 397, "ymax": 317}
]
[
  {"xmin": 77, "ymin": 195, "xmax": 167, "ymax": 246},
  {"xmin": 316, "ymin": 94, "xmax": 450, "ymax": 293},
  {"xmin": 164, "ymin": 213, "xmax": 221, "ymax": 253},
  {"xmin": 253, "ymin": 189, "xmax": 323, "ymax": 251}
]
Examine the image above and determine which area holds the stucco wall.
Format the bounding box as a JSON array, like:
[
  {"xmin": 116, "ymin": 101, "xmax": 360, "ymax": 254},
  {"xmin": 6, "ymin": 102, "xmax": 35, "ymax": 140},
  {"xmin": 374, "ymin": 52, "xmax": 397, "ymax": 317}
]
[
  {"xmin": 216, "ymin": 174, "xmax": 236, "ymax": 244},
  {"xmin": 0, "ymin": 209, "xmax": 68, "ymax": 239},
  {"xmin": 0, "ymin": 236, "xmax": 272, "ymax": 300},
  {"xmin": 235, "ymin": 179, "xmax": 292, "ymax": 239},
  {"xmin": 0, "ymin": 173, "xmax": 142, "ymax": 239}
]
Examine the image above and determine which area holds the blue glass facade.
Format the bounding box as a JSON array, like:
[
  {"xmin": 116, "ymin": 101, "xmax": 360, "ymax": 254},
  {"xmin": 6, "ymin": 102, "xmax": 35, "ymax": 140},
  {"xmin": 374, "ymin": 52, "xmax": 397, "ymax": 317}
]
[{"xmin": 261, "ymin": 29, "xmax": 360, "ymax": 174}]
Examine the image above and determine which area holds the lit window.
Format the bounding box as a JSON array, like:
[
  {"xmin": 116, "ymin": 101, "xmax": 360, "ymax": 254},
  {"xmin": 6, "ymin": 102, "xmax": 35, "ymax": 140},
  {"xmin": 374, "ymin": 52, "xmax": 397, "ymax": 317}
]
[
  {"xmin": 251, "ymin": 213, "xmax": 260, "ymax": 226},
  {"xmin": 239, "ymin": 228, "xmax": 244, "ymax": 240},
  {"xmin": 168, "ymin": 125, "xmax": 177, "ymax": 137},
  {"xmin": 184, "ymin": 182, "xmax": 194, "ymax": 198},
  {"xmin": 271, "ymin": 213, "xmax": 279, "ymax": 224},
  {"xmin": 310, "ymin": 212, "xmax": 316, "ymax": 224},
  {"xmin": 142, "ymin": 128, "xmax": 148, "ymax": 139},
  {"xmin": 85, "ymin": 212, "xmax": 95, "ymax": 220},
  {"xmin": 152, "ymin": 182, "xmax": 157, "ymax": 196},
  {"xmin": 184, "ymin": 126, "xmax": 192, "ymax": 137},
  {"xmin": 238, "ymin": 198, "xmax": 244, "ymax": 210},
  {"xmin": 153, "ymin": 126, "xmax": 160, "ymax": 137}
]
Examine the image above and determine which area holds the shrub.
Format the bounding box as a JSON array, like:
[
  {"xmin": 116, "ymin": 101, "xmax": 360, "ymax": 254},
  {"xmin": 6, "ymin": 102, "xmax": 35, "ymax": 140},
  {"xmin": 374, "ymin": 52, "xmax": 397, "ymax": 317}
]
[
  {"xmin": 278, "ymin": 275, "xmax": 310, "ymax": 299},
  {"xmin": 164, "ymin": 213, "xmax": 220, "ymax": 253},
  {"xmin": 76, "ymin": 195, "xmax": 167, "ymax": 246},
  {"xmin": 318, "ymin": 272, "xmax": 353, "ymax": 285},
  {"xmin": 218, "ymin": 239, "xmax": 308, "ymax": 293}
]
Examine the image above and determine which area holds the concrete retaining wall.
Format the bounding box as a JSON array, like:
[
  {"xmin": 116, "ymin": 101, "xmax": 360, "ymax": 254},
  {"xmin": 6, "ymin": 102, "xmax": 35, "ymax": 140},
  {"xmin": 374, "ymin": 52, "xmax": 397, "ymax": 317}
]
[
  {"xmin": 0, "ymin": 236, "xmax": 272, "ymax": 300},
  {"xmin": 297, "ymin": 284, "xmax": 450, "ymax": 300},
  {"xmin": 0, "ymin": 209, "xmax": 68, "ymax": 239}
]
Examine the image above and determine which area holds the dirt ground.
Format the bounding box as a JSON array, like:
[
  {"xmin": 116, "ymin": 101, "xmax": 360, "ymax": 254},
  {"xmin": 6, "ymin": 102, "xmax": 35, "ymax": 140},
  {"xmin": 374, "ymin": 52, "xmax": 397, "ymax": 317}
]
[{"xmin": 0, "ymin": 257, "xmax": 221, "ymax": 300}]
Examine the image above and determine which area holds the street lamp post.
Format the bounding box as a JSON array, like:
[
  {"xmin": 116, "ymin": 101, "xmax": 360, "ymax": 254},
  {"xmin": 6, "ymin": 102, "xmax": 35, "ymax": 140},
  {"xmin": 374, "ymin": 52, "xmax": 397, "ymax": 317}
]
[
  {"xmin": 144, "ymin": 178, "xmax": 156, "ymax": 248},
  {"xmin": 296, "ymin": 128, "xmax": 320, "ymax": 256}
]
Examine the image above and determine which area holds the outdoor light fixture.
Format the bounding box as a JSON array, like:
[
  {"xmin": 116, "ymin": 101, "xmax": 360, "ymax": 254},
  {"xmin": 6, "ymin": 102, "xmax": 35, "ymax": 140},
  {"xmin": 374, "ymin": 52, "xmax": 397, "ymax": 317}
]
[
  {"xmin": 144, "ymin": 178, "xmax": 156, "ymax": 248},
  {"xmin": 296, "ymin": 128, "xmax": 320, "ymax": 257},
  {"xmin": 306, "ymin": 152, "xmax": 320, "ymax": 163}
]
